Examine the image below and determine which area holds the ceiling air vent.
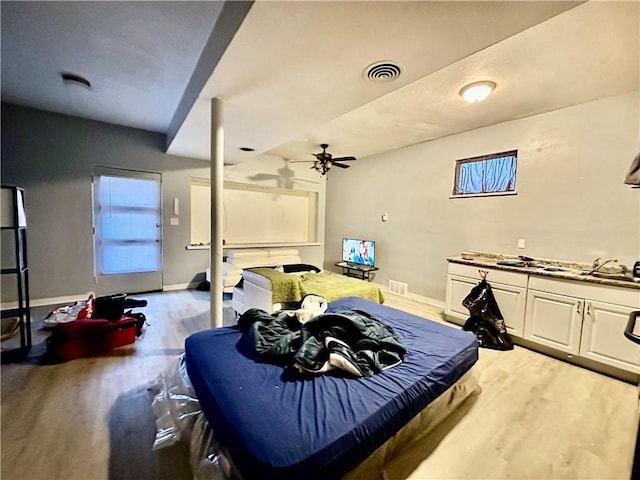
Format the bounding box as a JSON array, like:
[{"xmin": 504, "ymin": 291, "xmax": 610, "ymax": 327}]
[{"xmin": 364, "ymin": 61, "xmax": 403, "ymax": 83}]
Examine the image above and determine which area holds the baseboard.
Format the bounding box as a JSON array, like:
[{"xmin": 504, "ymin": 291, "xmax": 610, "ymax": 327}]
[
  {"xmin": 1, "ymin": 292, "xmax": 93, "ymax": 310},
  {"xmin": 377, "ymin": 283, "xmax": 444, "ymax": 309},
  {"xmin": 163, "ymin": 282, "xmax": 198, "ymax": 292},
  {"xmin": 406, "ymin": 291, "xmax": 445, "ymax": 309},
  {"xmin": 1, "ymin": 284, "xmax": 201, "ymax": 310}
]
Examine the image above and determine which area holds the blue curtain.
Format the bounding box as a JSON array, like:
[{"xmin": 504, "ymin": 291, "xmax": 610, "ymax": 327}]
[{"xmin": 456, "ymin": 155, "xmax": 516, "ymax": 194}]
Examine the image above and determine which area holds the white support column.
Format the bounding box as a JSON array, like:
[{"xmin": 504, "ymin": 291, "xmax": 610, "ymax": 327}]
[{"xmin": 210, "ymin": 97, "xmax": 224, "ymax": 328}]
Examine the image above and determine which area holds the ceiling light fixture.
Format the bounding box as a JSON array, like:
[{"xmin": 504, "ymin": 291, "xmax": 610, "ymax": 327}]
[
  {"xmin": 61, "ymin": 72, "xmax": 91, "ymax": 89},
  {"xmin": 459, "ymin": 80, "xmax": 496, "ymax": 103}
]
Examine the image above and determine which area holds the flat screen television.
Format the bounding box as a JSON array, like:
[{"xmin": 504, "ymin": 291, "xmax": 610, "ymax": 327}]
[{"xmin": 342, "ymin": 238, "xmax": 375, "ymax": 267}]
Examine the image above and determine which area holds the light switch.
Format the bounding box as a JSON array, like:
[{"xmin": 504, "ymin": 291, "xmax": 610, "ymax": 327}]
[
  {"xmin": 517, "ymin": 238, "xmax": 526, "ymax": 249},
  {"xmin": 170, "ymin": 217, "xmax": 179, "ymax": 226},
  {"xmin": 381, "ymin": 213, "xmax": 388, "ymax": 222}
]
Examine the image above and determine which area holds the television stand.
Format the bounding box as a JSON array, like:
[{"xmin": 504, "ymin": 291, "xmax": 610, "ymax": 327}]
[{"xmin": 335, "ymin": 262, "xmax": 378, "ymax": 281}]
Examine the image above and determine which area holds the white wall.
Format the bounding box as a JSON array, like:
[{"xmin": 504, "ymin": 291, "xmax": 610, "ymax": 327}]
[
  {"xmin": 223, "ymin": 154, "xmax": 326, "ymax": 268},
  {"xmin": 325, "ymin": 91, "xmax": 640, "ymax": 302}
]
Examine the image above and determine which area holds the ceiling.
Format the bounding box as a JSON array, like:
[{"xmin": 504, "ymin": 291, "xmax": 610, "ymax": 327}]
[
  {"xmin": 1, "ymin": 1, "xmax": 225, "ymax": 133},
  {"xmin": 2, "ymin": 1, "xmax": 639, "ymax": 167}
]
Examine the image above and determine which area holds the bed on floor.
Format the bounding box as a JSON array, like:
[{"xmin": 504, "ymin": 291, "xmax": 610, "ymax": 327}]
[
  {"xmin": 184, "ymin": 296, "xmax": 479, "ymax": 480},
  {"xmin": 232, "ymin": 267, "xmax": 385, "ymax": 315}
]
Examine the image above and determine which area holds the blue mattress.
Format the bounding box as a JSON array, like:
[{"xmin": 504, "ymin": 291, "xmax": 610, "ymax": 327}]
[{"xmin": 185, "ymin": 296, "xmax": 478, "ymax": 480}]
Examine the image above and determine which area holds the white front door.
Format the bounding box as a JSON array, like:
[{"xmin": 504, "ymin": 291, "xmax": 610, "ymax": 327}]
[{"xmin": 92, "ymin": 168, "xmax": 163, "ymax": 294}]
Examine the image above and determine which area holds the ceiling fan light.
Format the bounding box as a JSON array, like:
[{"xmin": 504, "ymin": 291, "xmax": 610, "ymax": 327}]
[{"xmin": 459, "ymin": 81, "xmax": 496, "ymax": 103}]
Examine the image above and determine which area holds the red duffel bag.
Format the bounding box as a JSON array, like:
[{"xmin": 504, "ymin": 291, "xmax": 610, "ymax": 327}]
[{"xmin": 46, "ymin": 316, "xmax": 138, "ymax": 361}]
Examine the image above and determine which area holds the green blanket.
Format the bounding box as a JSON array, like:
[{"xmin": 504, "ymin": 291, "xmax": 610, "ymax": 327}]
[
  {"xmin": 247, "ymin": 269, "xmax": 384, "ymax": 305},
  {"xmin": 246, "ymin": 268, "xmax": 304, "ymax": 304},
  {"xmin": 300, "ymin": 272, "xmax": 385, "ymax": 304}
]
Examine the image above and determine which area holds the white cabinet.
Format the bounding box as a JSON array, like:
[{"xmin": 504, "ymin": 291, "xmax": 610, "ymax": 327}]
[
  {"xmin": 580, "ymin": 300, "xmax": 640, "ymax": 372},
  {"xmin": 445, "ymin": 262, "xmax": 640, "ymax": 378},
  {"xmin": 445, "ymin": 274, "xmax": 477, "ymax": 324},
  {"xmin": 524, "ymin": 289, "xmax": 583, "ymax": 354},
  {"xmin": 526, "ymin": 276, "xmax": 640, "ymax": 374},
  {"xmin": 445, "ymin": 263, "xmax": 528, "ymax": 337}
]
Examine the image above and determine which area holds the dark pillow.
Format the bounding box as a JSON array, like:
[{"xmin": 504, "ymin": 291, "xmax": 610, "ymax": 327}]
[{"xmin": 282, "ymin": 263, "xmax": 321, "ymax": 274}]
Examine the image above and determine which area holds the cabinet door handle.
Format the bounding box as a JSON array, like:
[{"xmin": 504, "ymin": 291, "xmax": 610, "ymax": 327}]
[
  {"xmin": 625, "ymin": 311, "xmax": 640, "ymax": 344},
  {"xmin": 577, "ymin": 301, "xmax": 582, "ymax": 316},
  {"xmin": 586, "ymin": 302, "xmax": 592, "ymax": 316}
]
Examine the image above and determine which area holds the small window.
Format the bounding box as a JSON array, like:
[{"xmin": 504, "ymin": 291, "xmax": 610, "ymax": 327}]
[{"xmin": 453, "ymin": 150, "xmax": 517, "ymax": 196}]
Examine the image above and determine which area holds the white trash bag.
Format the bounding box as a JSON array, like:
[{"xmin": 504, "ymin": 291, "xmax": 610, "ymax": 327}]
[{"xmin": 149, "ymin": 354, "xmax": 202, "ymax": 450}]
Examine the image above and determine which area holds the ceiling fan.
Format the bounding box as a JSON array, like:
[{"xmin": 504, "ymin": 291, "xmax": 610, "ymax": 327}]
[{"xmin": 292, "ymin": 144, "xmax": 357, "ymax": 175}]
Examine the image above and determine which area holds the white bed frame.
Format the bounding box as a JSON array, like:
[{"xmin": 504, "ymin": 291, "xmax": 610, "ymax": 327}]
[
  {"xmin": 232, "ymin": 267, "xmax": 309, "ymax": 315},
  {"xmin": 208, "ymin": 248, "xmax": 301, "ymax": 294}
]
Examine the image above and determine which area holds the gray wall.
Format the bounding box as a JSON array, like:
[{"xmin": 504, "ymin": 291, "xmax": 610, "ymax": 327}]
[
  {"xmin": 1, "ymin": 103, "xmax": 212, "ymax": 300},
  {"xmin": 325, "ymin": 91, "xmax": 640, "ymax": 302},
  {"xmin": 5, "ymin": 91, "xmax": 637, "ymax": 304}
]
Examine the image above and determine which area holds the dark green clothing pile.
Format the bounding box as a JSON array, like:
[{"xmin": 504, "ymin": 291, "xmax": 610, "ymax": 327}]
[{"xmin": 238, "ymin": 308, "xmax": 406, "ymax": 377}]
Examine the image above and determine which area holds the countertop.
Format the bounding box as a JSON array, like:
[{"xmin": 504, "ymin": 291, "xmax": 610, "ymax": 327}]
[{"xmin": 447, "ymin": 254, "xmax": 640, "ymax": 290}]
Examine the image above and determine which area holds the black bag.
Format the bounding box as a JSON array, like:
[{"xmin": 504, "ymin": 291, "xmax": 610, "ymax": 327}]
[
  {"xmin": 461, "ymin": 279, "xmax": 513, "ymax": 351},
  {"xmin": 92, "ymin": 293, "xmax": 127, "ymax": 322},
  {"xmin": 124, "ymin": 310, "xmax": 147, "ymax": 337}
]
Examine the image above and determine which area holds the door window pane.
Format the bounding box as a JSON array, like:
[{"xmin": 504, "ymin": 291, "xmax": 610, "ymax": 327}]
[
  {"xmin": 100, "ymin": 212, "xmax": 159, "ymax": 241},
  {"xmin": 101, "ymin": 244, "xmax": 161, "ymax": 275},
  {"xmin": 95, "ymin": 175, "xmax": 161, "ymax": 275}
]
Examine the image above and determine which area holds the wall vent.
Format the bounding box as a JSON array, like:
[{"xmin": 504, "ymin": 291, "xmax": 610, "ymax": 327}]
[{"xmin": 388, "ymin": 280, "xmax": 408, "ymax": 296}]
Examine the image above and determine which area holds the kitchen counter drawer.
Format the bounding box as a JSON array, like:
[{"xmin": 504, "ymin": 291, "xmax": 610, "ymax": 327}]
[
  {"xmin": 447, "ymin": 262, "xmax": 528, "ymax": 287},
  {"xmin": 528, "ymin": 276, "xmax": 639, "ymax": 308}
]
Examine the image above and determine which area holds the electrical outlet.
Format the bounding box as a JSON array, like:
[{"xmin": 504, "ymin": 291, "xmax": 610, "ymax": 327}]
[
  {"xmin": 517, "ymin": 238, "xmax": 526, "ymax": 249},
  {"xmin": 170, "ymin": 217, "xmax": 179, "ymax": 226}
]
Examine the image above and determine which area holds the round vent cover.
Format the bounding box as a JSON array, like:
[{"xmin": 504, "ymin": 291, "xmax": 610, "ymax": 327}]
[{"xmin": 364, "ymin": 61, "xmax": 403, "ymax": 83}]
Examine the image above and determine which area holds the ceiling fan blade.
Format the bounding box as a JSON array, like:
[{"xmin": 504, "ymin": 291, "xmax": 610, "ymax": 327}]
[
  {"xmin": 290, "ymin": 160, "xmax": 315, "ymax": 163},
  {"xmin": 331, "ymin": 156, "xmax": 356, "ymax": 162},
  {"xmin": 332, "ymin": 162, "xmax": 351, "ymax": 169}
]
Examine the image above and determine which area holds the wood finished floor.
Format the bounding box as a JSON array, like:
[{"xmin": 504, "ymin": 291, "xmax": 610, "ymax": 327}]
[{"xmin": 1, "ymin": 290, "xmax": 637, "ymax": 480}]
